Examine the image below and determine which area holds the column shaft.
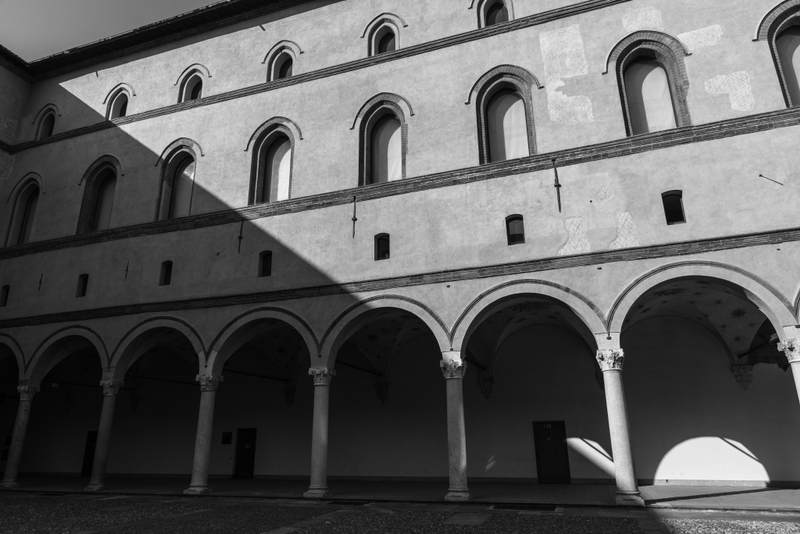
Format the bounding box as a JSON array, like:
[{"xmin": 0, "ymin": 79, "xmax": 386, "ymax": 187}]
[
  {"xmin": 442, "ymin": 352, "xmax": 469, "ymax": 502},
  {"xmin": 1, "ymin": 386, "xmax": 37, "ymax": 488},
  {"xmin": 184, "ymin": 376, "xmax": 219, "ymax": 495},
  {"xmin": 86, "ymin": 381, "xmax": 120, "ymax": 491},
  {"xmin": 305, "ymin": 368, "xmax": 333, "ymax": 499}
]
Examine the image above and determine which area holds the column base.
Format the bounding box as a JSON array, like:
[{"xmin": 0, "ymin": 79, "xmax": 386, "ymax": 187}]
[
  {"xmin": 303, "ymin": 488, "xmax": 330, "ymax": 499},
  {"xmin": 445, "ymin": 490, "xmax": 470, "ymax": 502},
  {"xmin": 615, "ymin": 491, "xmax": 645, "ymax": 507},
  {"xmin": 84, "ymin": 483, "xmax": 104, "ymax": 492},
  {"xmin": 0, "ymin": 480, "xmax": 19, "ymax": 489},
  {"xmin": 183, "ymin": 486, "xmax": 211, "ymax": 495}
]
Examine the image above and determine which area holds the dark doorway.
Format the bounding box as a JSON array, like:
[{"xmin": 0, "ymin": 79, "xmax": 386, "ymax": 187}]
[
  {"xmin": 81, "ymin": 430, "xmax": 98, "ymax": 478},
  {"xmin": 533, "ymin": 421, "xmax": 570, "ymax": 484},
  {"xmin": 234, "ymin": 428, "xmax": 257, "ymax": 479}
]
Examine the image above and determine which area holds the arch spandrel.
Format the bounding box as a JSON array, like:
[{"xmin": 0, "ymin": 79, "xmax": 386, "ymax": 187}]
[
  {"xmin": 0, "ymin": 334, "xmax": 25, "ymax": 381},
  {"xmin": 26, "ymin": 326, "xmax": 109, "ymax": 387},
  {"xmin": 449, "ymin": 280, "xmax": 607, "ymax": 352},
  {"xmin": 607, "ymin": 262, "xmax": 797, "ymax": 342}
]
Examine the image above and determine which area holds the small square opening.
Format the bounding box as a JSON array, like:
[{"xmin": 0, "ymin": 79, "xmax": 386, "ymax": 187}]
[
  {"xmin": 0, "ymin": 285, "xmax": 9, "ymax": 307},
  {"xmin": 159, "ymin": 261, "xmax": 173, "ymax": 286},
  {"xmin": 258, "ymin": 251, "xmax": 273, "ymax": 277},
  {"xmin": 506, "ymin": 215, "xmax": 525, "ymax": 245},
  {"xmin": 374, "ymin": 234, "xmax": 390, "ymax": 261},
  {"xmin": 662, "ymin": 190, "xmax": 686, "ymax": 225},
  {"xmin": 76, "ymin": 274, "xmax": 89, "ymax": 298}
]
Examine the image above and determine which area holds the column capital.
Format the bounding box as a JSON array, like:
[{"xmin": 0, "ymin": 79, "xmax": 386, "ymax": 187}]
[
  {"xmin": 309, "ymin": 367, "xmax": 335, "ymax": 386},
  {"xmin": 17, "ymin": 382, "xmax": 39, "ymax": 401},
  {"xmin": 196, "ymin": 374, "xmax": 222, "ymax": 392},
  {"xmin": 99, "ymin": 379, "xmax": 123, "ymax": 397},
  {"xmin": 778, "ymin": 338, "xmax": 800, "ymax": 364},
  {"xmin": 440, "ymin": 358, "xmax": 466, "ymax": 379},
  {"xmin": 596, "ymin": 348, "xmax": 625, "ymax": 372}
]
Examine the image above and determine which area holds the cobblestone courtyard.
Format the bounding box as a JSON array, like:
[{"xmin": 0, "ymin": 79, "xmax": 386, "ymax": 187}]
[{"xmin": 2, "ymin": 493, "xmax": 799, "ymax": 534}]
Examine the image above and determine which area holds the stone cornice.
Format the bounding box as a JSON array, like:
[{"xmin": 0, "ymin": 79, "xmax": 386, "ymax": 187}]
[
  {"xmin": 2, "ymin": 105, "xmax": 799, "ymax": 261},
  {"xmin": 5, "ymin": 0, "xmax": 630, "ymax": 153},
  {"xmin": 1, "ymin": 224, "xmax": 799, "ymax": 329}
]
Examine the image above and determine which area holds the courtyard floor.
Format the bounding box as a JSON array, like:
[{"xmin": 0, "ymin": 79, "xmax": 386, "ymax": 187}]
[{"xmin": 2, "ymin": 492, "xmax": 800, "ymax": 533}]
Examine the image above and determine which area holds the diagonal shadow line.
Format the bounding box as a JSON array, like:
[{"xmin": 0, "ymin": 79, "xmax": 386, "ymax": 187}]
[
  {"xmin": 645, "ymin": 487, "xmax": 775, "ymax": 504},
  {"xmin": 721, "ymin": 437, "xmax": 762, "ymax": 463}
]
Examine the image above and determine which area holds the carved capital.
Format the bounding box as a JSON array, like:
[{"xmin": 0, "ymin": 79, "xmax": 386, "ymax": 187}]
[
  {"xmin": 309, "ymin": 368, "xmax": 335, "ymax": 386},
  {"xmin": 196, "ymin": 374, "xmax": 222, "ymax": 392},
  {"xmin": 99, "ymin": 379, "xmax": 123, "ymax": 397},
  {"xmin": 440, "ymin": 359, "xmax": 466, "ymax": 379},
  {"xmin": 596, "ymin": 348, "xmax": 625, "ymax": 372},
  {"xmin": 17, "ymin": 383, "xmax": 39, "ymax": 401},
  {"xmin": 778, "ymin": 338, "xmax": 800, "ymax": 364}
]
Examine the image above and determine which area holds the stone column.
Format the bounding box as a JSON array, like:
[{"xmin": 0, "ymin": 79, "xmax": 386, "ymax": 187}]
[
  {"xmin": 184, "ymin": 375, "xmax": 221, "ymax": 495},
  {"xmin": 596, "ymin": 346, "xmax": 644, "ymax": 506},
  {"xmin": 85, "ymin": 379, "xmax": 122, "ymax": 491},
  {"xmin": 304, "ymin": 367, "xmax": 334, "ymax": 499},
  {"xmin": 778, "ymin": 338, "xmax": 800, "ymax": 406},
  {"xmin": 1, "ymin": 383, "xmax": 38, "ymax": 488},
  {"xmin": 441, "ymin": 351, "xmax": 469, "ymax": 502}
]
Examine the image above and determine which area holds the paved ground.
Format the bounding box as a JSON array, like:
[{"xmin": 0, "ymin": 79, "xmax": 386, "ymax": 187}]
[{"xmin": 2, "ymin": 493, "xmax": 800, "ymax": 534}]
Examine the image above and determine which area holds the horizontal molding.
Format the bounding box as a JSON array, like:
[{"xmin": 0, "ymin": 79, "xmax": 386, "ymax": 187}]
[
  {"xmin": 2, "ymin": 105, "xmax": 800, "ymax": 261},
  {"xmin": 1, "ymin": 224, "xmax": 797, "ymax": 328},
  {"xmin": 6, "ymin": 0, "xmax": 630, "ymax": 153}
]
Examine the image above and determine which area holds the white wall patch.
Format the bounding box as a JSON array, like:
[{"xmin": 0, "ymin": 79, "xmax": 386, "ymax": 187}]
[
  {"xmin": 609, "ymin": 212, "xmax": 639, "ymax": 249},
  {"xmin": 678, "ymin": 25, "xmax": 723, "ymax": 53},
  {"xmin": 622, "ymin": 7, "xmax": 664, "ymax": 32},
  {"xmin": 705, "ymin": 71, "xmax": 755, "ymax": 112},
  {"xmin": 559, "ymin": 218, "xmax": 591, "ymax": 256},
  {"xmin": 540, "ymin": 25, "xmax": 594, "ymax": 124}
]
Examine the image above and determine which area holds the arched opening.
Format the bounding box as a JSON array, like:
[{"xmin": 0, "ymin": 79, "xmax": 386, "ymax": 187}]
[
  {"xmin": 179, "ymin": 73, "xmax": 203, "ymax": 103},
  {"xmin": 364, "ymin": 112, "xmax": 402, "ymax": 185},
  {"xmin": 620, "ymin": 276, "xmax": 798, "ymax": 485},
  {"xmin": 253, "ymin": 133, "xmax": 292, "ymax": 204},
  {"xmin": 23, "ymin": 336, "xmax": 103, "ymax": 482},
  {"xmin": 271, "ymin": 52, "xmax": 294, "ymax": 80},
  {"xmin": 0, "ymin": 344, "xmax": 20, "ymax": 475},
  {"xmin": 460, "ymin": 294, "xmax": 610, "ymax": 488},
  {"xmin": 107, "ymin": 91, "xmax": 129, "ymax": 119},
  {"xmin": 78, "ymin": 165, "xmax": 117, "ymax": 234},
  {"xmin": 373, "ymin": 24, "xmax": 397, "ymax": 55},
  {"xmin": 6, "ymin": 181, "xmax": 40, "ymax": 246},
  {"xmin": 158, "ymin": 151, "xmax": 196, "ymax": 219},
  {"xmin": 483, "ymin": 0, "xmax": 509, "ymax": 27},
  {"xmin": 329, "ymin": 307, "xmax": 447, "ymax": 490},
  {"xmin": 36, "ymin": 112, "xmax": 55, "ymax": 141},
  {"xmin": 776, "ymin": 25, "xmax": 800, "ymax": 106},
  {"xmin": 108, "ymin": 328, "xmax": 200, "ymax": 482},
  {"xmin": 209, "ymin": 318, "xmax": 312, "ymax": 485},
  {"xmin": 486, "ymin": 88, "xmax": 529, "ymax": 162},
  {"xmin": 623, "ymin": 58, "xmax": 677, "ymax": 135}
]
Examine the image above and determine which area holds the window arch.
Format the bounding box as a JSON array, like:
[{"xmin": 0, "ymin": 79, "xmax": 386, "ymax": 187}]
[
  {"xmin": 5, "ymin": 179, "xmax": 40, "ymax": 246},
  {"xmin": 359, "ymin": 103, "xmax": 406, "ymax": 185},
  {"xmin": 362, "ymin": 13, "xmax": 406, "ymax": 57},
  {"xmin": 469, "ymin": 66, "xmax": 538, "ymax": 164},
  {"xmin": 176, "ymin": 66, "xmax": 210, "ymax": 104},
  {"xmin": 263, "ymin": 41, "xmax": 303, "ymax": 82},
  {"xmin": 474, "ymin": 0, "xmax": 514, "ymax": 28},
  {"xmin": 106, "ymin": 89, "xmax": 130, "ymax": 119},
  {"xmin": 606, "ymin": 32, "xmax": 691, "ymax": 136},
  {"xmin": 247, "ymin": 119, "xmax": 300, "ymax": 205},
  {"xmin": 757, "ymin": 1, "xmax": 800, "ymax": 107},
  {"xmin": 77, "ymin": 158, "xmax": 119, "ymax": 234},
  {"xmin": 158, "ymin": 148, "xmax": 197, "ymax": 220},
  {"xmin": 35, "ymin": 109, "xmax": 56, "ymax": 141}
]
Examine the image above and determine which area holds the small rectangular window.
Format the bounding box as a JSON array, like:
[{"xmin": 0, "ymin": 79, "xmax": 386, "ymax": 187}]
[
  {"xmin": 0, "ymin": 285, "xmax": 9, "ymax": 307},
  {"xmin": 374, "ymin": 234, "xmax": 390, "ymax": 261},
  {"xmin": 76, "ymin": 274, "xmax": 89, "ymax": 298},
  {"xmin": 506, "ymin": 215, "xmax": 525, "ymax": 245},
  {"xmin": 258, "ymin": 251, "xmax": 273, "ymax": 277},
  {"xmin": 159, "ymin": 261, "xmax": 173, "ymax": 286},
  {"xmin": 662, "ymin": 191, "xmax": 686, "ymax": 225}
]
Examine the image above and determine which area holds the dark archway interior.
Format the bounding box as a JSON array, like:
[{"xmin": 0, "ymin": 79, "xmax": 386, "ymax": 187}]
[
  {"xmin": 211, "ymin": 319, "xmax": 312, "ymax": 479},
  {"xmin": 462, "ymin": 295, "xmax": 610, "ymax": 482},
  {"xmin": 621, "ymin": 276, "xmax": 798, "ymax": 484},
  {"xmin": 329, "ymin": 308, "xmax": 446, "ymax": 479},
  {"xmin": 0, "ymin": 347, "xmax": 19, "ymax": 473}
]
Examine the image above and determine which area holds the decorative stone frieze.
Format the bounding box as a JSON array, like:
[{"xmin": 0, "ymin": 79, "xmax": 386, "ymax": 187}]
[
  {"xmin": 596, "ymin": 348, "xmax": 625, "ymax": 372},
  {"xmin": 778, "ymin": 338, "xmax": 800, "ymax": 364},
  {"xmin": 309, "ymin": 367, "xmax": 335, "ymax": 386}
]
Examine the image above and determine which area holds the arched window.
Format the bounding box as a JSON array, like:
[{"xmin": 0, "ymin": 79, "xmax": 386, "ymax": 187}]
[
  {"xmin": 250, "ymin": 127, "xmax": 293, "ymax": 205},
  {"xmin": 107, "ymin": 90, "xmax": 129, "ymax": 119},
  {"xmin": 158, "ymin": 151, "xmax": 196, "ymax": 219},
  {"xmin": 758, "ymin": 2, "xmax": 800, "ymax": 107},
  {"xmin": 36, "ymin": 111, "xmax": 55, "ymax": 141},
  {"xmin": 354, "ymin": 95, "xmax": 411, "ymax": 186},
  {"xmin": 608, "ymin": 32, "xmax": 691, "ymax": 136},
  {"xmin": 470, "ymin": 67, "xmax": 537, "ymax": 165},
  {"xmin": 484, "ymin": 0, "xmax": 509, "ymax": 26},
  {"xmin": 6, "ymin": 181, "xmax": 39, "ymax": 246},
  {"xmin": 373, "ymin": 24, "xmax": 397, "ymax": 55},
  {"xmin": 369, "ymin": 115, "xmax": 402, "ymax": 183},
  {"xmin": 506, "ymin": 215, "xmax": 525, "ymax": 245},
  {"xmin": 179, "ymin": 72, "xmax": 203, "ymax": 103},
  {"xmin": 271, "ymin": 52, "xmax": 294, "ymax": 80},
  {"xmin": 78, "ymin": 164, "xmax": 118, "ymax": 234}
]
